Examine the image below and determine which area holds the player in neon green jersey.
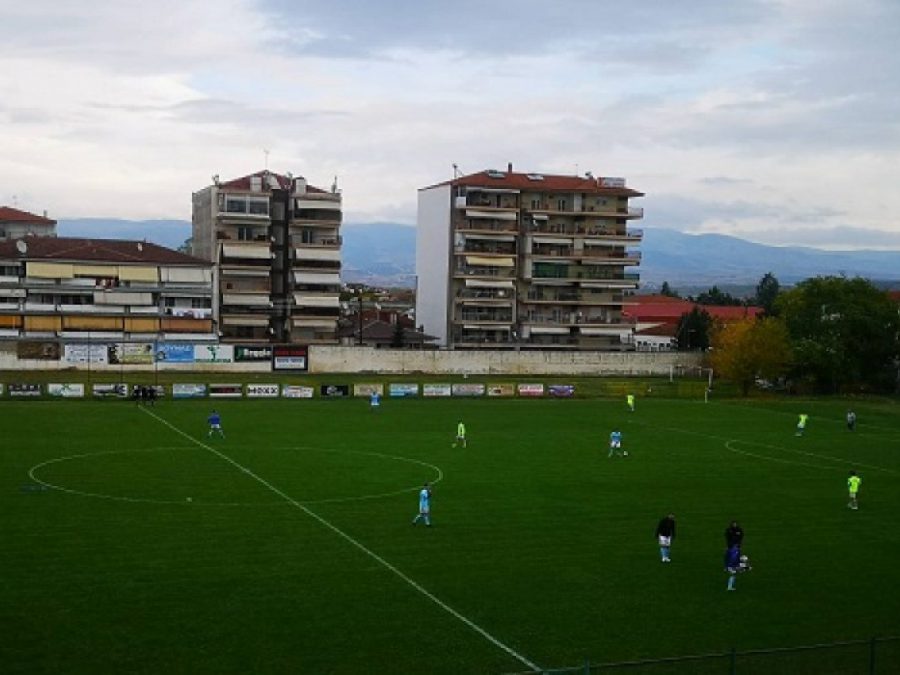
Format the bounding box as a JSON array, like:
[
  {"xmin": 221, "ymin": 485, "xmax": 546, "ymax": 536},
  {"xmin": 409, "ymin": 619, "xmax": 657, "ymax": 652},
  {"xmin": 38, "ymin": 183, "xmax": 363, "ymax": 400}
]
[
  {"xmin": 453, "ymin": 420, "xmax": 467, "ymax": 448},
  {"xmin": 626, "ymin": 393, "xmax": 635, "ymax": 412},
  {"xmin": 847, "ymin": 471, "xmax": 862, "ymax": 510},
  {"xmin": 795, "ymin": 413, "xmax": 809, "ymax": 436}
]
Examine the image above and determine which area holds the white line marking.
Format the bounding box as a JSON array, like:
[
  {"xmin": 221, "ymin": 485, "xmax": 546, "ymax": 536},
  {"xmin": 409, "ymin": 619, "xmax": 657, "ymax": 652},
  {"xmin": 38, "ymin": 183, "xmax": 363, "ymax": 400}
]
[
  {"xmin": 723, "ymin": 440, "xmax": 836, "ymax": 470},
  {"xmin": 140, "ymin": 407, "xmax": 540, "ymax": 673}
]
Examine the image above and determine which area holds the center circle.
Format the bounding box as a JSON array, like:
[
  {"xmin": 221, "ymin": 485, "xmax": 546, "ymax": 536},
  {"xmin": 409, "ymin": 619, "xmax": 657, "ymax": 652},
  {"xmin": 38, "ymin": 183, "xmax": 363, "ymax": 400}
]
[{"xmin": 28, "ymin": 446, "xmax": 443, "ymax": 507}]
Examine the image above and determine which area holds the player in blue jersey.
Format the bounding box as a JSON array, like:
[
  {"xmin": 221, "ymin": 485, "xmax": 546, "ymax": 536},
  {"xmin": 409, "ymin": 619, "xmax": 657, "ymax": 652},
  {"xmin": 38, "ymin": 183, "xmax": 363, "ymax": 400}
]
[
  {"xmin": 412, "ymin": 482, "xmax": 432, "ymax": 527},
  {"xmin": 608, "ymin": 429, "xmax": 625, "ymax": 457},
  {"xmin": 207, "ymin": 410, "xmax": 225, "ymax": 439},
  {"xmin": 370, "ymin": 390, "xmax": 381, "ymax": 410}
]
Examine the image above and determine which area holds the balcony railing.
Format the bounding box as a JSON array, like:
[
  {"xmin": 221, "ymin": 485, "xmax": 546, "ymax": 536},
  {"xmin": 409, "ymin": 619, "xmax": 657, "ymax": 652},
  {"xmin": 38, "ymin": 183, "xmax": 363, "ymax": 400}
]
[
  {"xmin": 454, "ymin": 267, "xmax": 517, "ymax": 279},
  {"xmin": 456, "ymin": 220, "xmax": 519, "ymax": 233},
  {"xmin": 454, "ymin": 245, "xmax": 517, "ymax": 255}
]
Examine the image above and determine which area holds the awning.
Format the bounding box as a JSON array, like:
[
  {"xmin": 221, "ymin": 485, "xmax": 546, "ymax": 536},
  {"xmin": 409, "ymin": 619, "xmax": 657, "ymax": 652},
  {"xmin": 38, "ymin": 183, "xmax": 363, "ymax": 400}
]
[
  {"xmin": 296, "ymin": 198, "xmax": 341, "ymax": 211},
  {"xmin": 222, "ymin": 316, "xmax": 269, "ymax": 327},
  {"xmin": 580, "ymin": 327, "xmax": 630, "ymax": 336},
  {"xmin": 294, "ymin": 248, "xmax": 341, "ymax": 261},
  {"xmin": 27, "ymin": 262, "xmax": 74, "ymax": 279},
  {"xmin": 462, "ymin": 233, "xmax": 516, "ymax": 242},
  {"xmin": 466, "ymin": 209, "xmax": 518, "ymax": 221},
  {"xmin": 531, "ymin": 214, "xmax": 549, "ymax": 221},
  {"xmin": 220, "ymin": 267, "xmax": 271, "ymax": 277},
  {"xmin": 293, "ymin": 293, "xmax": 340, "ymax": 308},
  {"xmin": 162, "ymin": 267, "xmax": 211, "ymax": 283},
  {"xmin": 464, "ymin": 279, "xmax": 515, "ymax": 288},
  {"xmin": 293, "ymin": 271, "xmax": 341, "ymax": 285},
  {"xmin": 118, "ymin": 266, "xmax": 158, "ymax": 282},
  {"xmin": 222, "ymin": 294, "xmax": 270, "ymax": 306},
  {"xmin": 73, "ymin": 264, "xmax": 117, "ymax": 277},
  {"xmin": 465, "ymin": 255, "xmax": 515, "ymax": 267},
  {"xmin": 463, "ymin": 324, "xmax": 511, "ymax": 331},
  {"xmin": 292, "ymin": 318, "xmax": 337, "ymax": 328},
  {"xmin": 222, "ymin": 244, "xmax": 271, "ymax": 260},
  {"xmin": 529, "ymin": 326, "xmax": 570, "ymax": 335}
]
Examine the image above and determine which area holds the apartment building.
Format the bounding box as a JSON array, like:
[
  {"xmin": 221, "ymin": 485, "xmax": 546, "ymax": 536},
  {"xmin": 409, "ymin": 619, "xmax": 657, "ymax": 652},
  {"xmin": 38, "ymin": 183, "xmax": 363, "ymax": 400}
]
[
  {"xmin": 416, "ymin": 166, "xmax": 643, "ymax": 349},
  {"xmin": 0, "ymin": 206, "xmax": 57, "ymax": 240},
  {"xmin": 192, "ymin": 170, "xmax": 342, "ymax": 344},
  {"xmin": 0, "ymin": 236, "xmax": 214, "ymax": 341}
]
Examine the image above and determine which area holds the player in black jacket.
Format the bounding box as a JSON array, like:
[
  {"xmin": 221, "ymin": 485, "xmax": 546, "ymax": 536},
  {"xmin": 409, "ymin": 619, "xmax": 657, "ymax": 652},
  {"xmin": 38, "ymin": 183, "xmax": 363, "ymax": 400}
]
[{"xmin": 655, "ymin": 513, "xmax": 676, "ymax": 563}]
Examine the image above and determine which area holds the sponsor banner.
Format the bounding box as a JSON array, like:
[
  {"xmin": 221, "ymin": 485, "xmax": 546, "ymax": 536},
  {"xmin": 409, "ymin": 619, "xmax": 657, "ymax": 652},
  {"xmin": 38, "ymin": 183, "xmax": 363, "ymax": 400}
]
[
  {"xmin": 172, "ymin": 383, "xmax": 207, "ymax": 399},
  {"xmin": 235, "ymin": 345, "xmax": 274, "ymax": 362},
  {"xmin": 194, "ymin": 344, "xmax": 234, "ymax": 363},
  {"xmin": 109, "ymin": 343, "xmax": 154, "ymax": 365},
  {"xmin": 130, "ymin": 384, "xmax": 165, "ymax": 398},
  {"xmin": 354, "ymin": 383, "xmax": 384, "ymax": 397},
  {"xmin": 93, "ymin": 383, "xmax": 128, "ymax": 398},
  {"xmin": 282, "ymin": 385, "xmax": 315, "ymax": 399},
  {"xmin": 517, "ymin": 383, "xmax": 545, "ymax": 397},
  {"xmin": 320, "ymin": 384, "xmax": 349, "ymax": 398},
  {"xmin": 548, "ymin": 384, "xmax": 576, "ymax": 398},
  {"xmin": 63, "ymin": 344, "xmax": 110, "ymax": 365},
  {"xmin": 247, "ymin": 384, "xmax": 280, "ymax": 398},
  {"xmin": 487, "ymin": 383, "xmax": 515, "ymax": 397},
  {"xmin": 389, "ymin": 383, "xmax": 419, "ymax": 398},
  {"xmin": 156, "ymin": 343, "xmax": 195, "ymax": 363},
  {"xmin": 48, "ymin": 383, "xmax": 85, "ymax": 398},
  {"xmin": 423, "ymin": 383, "xmax": 452, "ymax": 397},
  {"xmin": 10, "ymin": 383, "xmax": 41, "ymax": 397},
  {"xmin": 452, "ymin": 383, "xmax": 486, "ymax": 397},
  {"xmin": 209, "ymin": 383, "xmax": 242, "ymax": 398},
  {"xmin": 273, "ymin": 345, "xmax": 308, "ymax": 371},
  {"xmin": 18, "ymin": 342, "xmax": 61, "ymax": 360}
]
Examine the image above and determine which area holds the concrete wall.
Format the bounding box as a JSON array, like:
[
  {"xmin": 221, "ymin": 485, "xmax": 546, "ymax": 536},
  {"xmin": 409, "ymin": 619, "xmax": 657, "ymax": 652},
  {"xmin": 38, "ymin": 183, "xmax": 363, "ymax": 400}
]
[{"xmin": 308, "ymin": 346, "xmax": 704, "ymax": 375}]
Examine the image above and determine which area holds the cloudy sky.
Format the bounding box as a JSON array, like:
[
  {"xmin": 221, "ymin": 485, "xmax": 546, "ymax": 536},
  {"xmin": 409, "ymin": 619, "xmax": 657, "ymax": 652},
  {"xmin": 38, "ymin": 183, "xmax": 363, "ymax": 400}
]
[{"xmin": 2, "ymin": 0, "xmax": 899, "ymax": 248}]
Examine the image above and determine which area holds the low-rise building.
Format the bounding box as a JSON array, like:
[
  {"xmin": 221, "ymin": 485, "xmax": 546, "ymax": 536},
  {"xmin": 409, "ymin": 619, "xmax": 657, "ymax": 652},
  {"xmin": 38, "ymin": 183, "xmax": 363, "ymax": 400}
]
[
  {"xmin": 0, "ymin": 206, "xmax": 57, "ymax": 240},
  {"xmin": 0, "ymin": 236, "xmax": 214, "ymax": 342}
]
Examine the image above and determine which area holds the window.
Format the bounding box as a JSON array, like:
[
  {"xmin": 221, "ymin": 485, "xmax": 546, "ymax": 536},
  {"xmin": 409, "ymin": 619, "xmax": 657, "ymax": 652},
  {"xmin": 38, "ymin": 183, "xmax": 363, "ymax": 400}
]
[
  {"xmin": 556, "ymin": 199, "xmax": 567, "ymax": 211},
  {"xmin": 226, "ymin": 199, "xmax": 247, "ymax": 213},
  {"xmin": 248, "ymin": 200, "xmax": 268, "ymax": 215},
  {"xmin": 531, "ymin": 198, "xmax": 540, "ymax": 209},
  {"xmin": 238, "ymin": 226, "xmax": 255, "ymax": 241}
]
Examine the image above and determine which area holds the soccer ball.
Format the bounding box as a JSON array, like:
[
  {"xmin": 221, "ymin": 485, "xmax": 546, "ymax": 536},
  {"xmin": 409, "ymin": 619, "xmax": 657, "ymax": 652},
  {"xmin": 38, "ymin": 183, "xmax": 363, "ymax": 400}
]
[{"xmin": 623, "ymin": 451, "xmax": 629, "ymax": 456}]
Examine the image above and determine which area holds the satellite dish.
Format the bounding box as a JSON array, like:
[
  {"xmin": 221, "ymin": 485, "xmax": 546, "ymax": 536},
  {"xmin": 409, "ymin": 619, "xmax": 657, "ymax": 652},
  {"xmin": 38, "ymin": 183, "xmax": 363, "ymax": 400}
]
[
  {"xmin": 16, "ymin": 240, "xmax": 28, "ymax": 255},
  {"xmin": 137, "ymin": 242, "xmax": 143, "ymax": 252}
]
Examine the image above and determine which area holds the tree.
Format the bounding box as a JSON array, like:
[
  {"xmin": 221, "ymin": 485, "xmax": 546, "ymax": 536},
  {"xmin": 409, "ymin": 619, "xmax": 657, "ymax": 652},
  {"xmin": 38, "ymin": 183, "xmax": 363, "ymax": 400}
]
[
  {"xmin": 675, "ymin": 306, "xmax": 713, "ymax": 351},
  {"xmin": 695, "ymin": 285, "xmax": 743, "ymax": 306},
  {"xmin": 709, "ymin": 317, "xmax": 792, "ymax": 395},
  {"xmin": 776, "ymin": 276, "xmax": 900, "ymax": 393},
  {"xmin": 660, "ymin": 281, "xmax": 680, "ymax": 298},
  {"xmin": 177, "ymin": 237, "xmax": 193, "ymax": 255},
  {"xmin": 754, "ymin": 272, "xmax": 781, "ymax": 316}
]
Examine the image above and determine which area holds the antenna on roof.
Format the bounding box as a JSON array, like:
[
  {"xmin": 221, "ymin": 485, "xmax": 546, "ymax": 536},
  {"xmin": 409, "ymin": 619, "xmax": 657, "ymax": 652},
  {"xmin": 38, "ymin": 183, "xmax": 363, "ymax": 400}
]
[
  {"xmin": 452, "ymin": 163, "xmax": 462, "ymax": 179},
  {"xmin": 331, "ymin": 176, "xmax": 339, "ymax": 194},
  {"xmin": 263, "ymin": 149, "xmax": 270, "ymax": 170}
]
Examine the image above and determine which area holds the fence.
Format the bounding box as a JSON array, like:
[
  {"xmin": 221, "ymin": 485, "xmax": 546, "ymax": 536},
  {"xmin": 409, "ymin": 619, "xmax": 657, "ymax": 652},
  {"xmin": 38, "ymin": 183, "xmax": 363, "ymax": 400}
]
[{"xmin": 533, "ymin": 636, "xmax": 900, "ymax": 675}]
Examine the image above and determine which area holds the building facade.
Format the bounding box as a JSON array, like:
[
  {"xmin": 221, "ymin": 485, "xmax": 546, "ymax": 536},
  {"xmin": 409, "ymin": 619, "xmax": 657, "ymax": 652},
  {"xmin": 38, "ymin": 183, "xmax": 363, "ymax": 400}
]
[
  {"xmin": 416, "ymin": 167, "xmax": 644, "ymax": 349},
  {"xmin": 0, "ymin": 236, "xmax": 213, "ymax": 342},
  {"xmin": 192, "ymin": 170, "xmax": 342, "ymax": 344},
  {"xmin": 0, "ymin": 206, "xmax": 57, "ymax": 240}
]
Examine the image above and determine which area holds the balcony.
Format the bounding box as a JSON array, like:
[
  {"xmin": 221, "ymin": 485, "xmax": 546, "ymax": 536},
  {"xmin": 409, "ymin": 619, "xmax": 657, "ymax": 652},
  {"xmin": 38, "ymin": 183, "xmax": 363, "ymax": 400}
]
[
  {"xmin": 456, "ymin": 310, "xmax": 514, "ymax": 324},
  {"xmin": 455, "ymin": 219, "xmax": 519, "ymax": 234},
  {"xmin": 220, "ymin": 243, "xmax": 272, "ymax": 261},
  {"xmin": 454, "ymin": 244, "xmax": 517, "ymax": 256},
  {"xmin": 294, "ymin": 248, "xmax": 341, "ymax": 262},
  {"xmin": 525, "ymin": 290, "xmax": 624, "ymax": 304},
  {"xmin": 454, "ymin": 266, "xmax": 517, "ymax": 279}
]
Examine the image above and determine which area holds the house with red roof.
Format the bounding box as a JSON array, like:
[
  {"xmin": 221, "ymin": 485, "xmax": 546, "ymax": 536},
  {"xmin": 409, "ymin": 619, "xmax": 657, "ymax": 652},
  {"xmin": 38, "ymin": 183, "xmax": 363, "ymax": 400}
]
[{"xmin": 0, "ymin": 206, "xmax": 57, "ymax": 240}]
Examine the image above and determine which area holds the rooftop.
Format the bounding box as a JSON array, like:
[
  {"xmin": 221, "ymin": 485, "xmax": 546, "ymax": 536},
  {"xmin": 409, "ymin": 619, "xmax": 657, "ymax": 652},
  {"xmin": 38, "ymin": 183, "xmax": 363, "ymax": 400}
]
[
  {"xmin": 0, "ymin": 236, "xmax": 209, "ymax": 266},
  {"xmin": 423, "ymin": 168, "xmax": 644, "ymax": 197},
  {"xmin": 0, "ymin": 206, "xmax": 56, "ymax": 225},
  {"xmin": 218, "ymin": 170, "xmax": 328, "ymax": 194}
]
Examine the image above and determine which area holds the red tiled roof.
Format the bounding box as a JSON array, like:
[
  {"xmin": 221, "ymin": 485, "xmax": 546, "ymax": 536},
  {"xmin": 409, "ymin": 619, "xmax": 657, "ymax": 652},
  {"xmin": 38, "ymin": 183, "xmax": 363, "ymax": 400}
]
[
  {"xmin": 635, "ymin": 324, "xmax": 678, "ymax": 337},
  {"xmin": 423, "ymin": 170, "xmax": 643, "ymax": 197},
  {"xmin": 0, "ymin": 236, "xmax": 209, "ymax": 266},
  {"xmin": 218, "ymin": 170, "xmax": 327, "ymax": 194},
  {"xmin": 624, "ymin": 295, "xmax": 762, "ymax": 322},
  {"xmin": 888, "ymin": 290, "xmax": 900, "ymax": 304},
  {"xmin": 0, "ymin": 206, "xmax": 56, "ymax": 225},
  {"xmin": 338, "ymin": 320, "xmax": 436, "ymax": 343}
]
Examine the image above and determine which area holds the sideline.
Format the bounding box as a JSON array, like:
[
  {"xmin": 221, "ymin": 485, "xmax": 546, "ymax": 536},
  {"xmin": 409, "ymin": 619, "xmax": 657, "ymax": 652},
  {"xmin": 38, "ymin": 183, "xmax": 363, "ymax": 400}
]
[{"xmin": 140, "ymin": 406, "xmax": 541, "ymax": 673}]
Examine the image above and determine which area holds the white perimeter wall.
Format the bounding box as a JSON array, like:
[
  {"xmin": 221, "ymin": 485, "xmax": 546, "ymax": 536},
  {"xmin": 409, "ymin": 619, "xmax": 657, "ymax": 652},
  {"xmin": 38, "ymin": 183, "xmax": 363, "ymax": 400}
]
[{"xmin": 415, "ymin": 185, "xmax": 452, "ymax": 346}]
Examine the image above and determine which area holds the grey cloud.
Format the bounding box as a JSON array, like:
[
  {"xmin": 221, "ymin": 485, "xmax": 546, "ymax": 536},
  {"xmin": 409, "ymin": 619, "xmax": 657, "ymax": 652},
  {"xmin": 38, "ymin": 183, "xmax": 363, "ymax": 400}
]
[{"xmin": 727, "ymin": 226, "xmax": 900, "ymax": 250}]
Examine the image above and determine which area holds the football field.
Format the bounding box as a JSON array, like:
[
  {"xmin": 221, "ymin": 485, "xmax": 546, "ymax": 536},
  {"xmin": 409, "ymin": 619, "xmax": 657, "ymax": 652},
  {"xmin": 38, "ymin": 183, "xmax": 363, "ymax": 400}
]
[{"xmin": 3, "ymin": 395, "xmax": 900, "ymax": 674}]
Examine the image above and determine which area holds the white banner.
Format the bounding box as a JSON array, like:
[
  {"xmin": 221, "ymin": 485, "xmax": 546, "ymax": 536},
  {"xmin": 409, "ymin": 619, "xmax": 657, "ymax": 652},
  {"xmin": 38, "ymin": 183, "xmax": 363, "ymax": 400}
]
[
  {"xmin": 423, "ymin": 384, "xmax": 452, "ymax": 397},
  {"xmin": 48, "ymin": 383, "xmax": 85, "ymax": 398},
  {"xmin": 194, "ymin": 344, "xmax": 234, "ymax": 363},
  {"xmin": 63, "ymin": 344, "xmax": 109, "ymax": 365},
  {"xmin": 282, "ymin": 385, "xmax": 314, "ymax": 399},
  {"xmin": 247, "ymin": 384, "xmax": 280, "ymax": 398}
]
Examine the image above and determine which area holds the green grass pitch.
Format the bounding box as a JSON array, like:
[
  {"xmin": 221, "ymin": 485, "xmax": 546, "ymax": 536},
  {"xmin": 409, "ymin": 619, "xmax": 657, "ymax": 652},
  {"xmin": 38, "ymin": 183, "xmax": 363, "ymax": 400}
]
[{"xmin": 2, "ymin": 395, "xmax": 899, "ymax": 674}]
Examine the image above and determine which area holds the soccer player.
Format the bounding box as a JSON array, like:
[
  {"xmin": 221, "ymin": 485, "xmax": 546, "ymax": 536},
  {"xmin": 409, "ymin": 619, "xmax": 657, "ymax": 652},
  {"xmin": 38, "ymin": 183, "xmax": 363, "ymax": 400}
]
[
  {"xmin": 370, "ymin": 390, "xmax": 381, "ymax": 411},
  {"xmin": 846, "ymin": 410, "xmax": 857, "ymax": 431},
  {"xmin": 626, "ymin": 393, "xmax": 636, "ymax": 412},
  {"xmin": 412, "ymin": 482, "xmax": 432, "ymax": 526},
  {"xmin": 207, "ymin": 410, "xmax": 225, "ymax": 439},
  {"xmin": 608, "ymin": 429, "xmax": 624, "ymax": 458},
  {"xmin": 724, "ymin": 545, "xmax": 751, "ymax": 591},
  {"xmin": 725, "ymin": 521, "xmax": 744, "ymax": 548},
  {"xmin": 453, "ymin": 420, "xmax": 467, "ymax": 448},
  {"xmin": 847, "ymin": 471, "xmax": 862, "ymax": 510},
  {"xmin": 655, "ymin": 513, "xmax": 676, "ymax": 563},
  {"xmin": 795, "ymin": 413, "xmax": 809, "ymax": 436}
]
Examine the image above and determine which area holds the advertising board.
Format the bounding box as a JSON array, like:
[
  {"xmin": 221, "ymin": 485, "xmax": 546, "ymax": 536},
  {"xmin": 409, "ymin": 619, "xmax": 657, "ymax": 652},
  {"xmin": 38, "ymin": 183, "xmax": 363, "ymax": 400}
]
[
  {"xmin": 194, "ymin": 344, "xmax": 234, "ymax": 363},
  {"xmin": 9, "ymin": 383, "xmax": 41, "ymax": 397},
  {"xmin": 452, "ymin": 383, "xmax": 485, "ymax": 397},
  {"xmin": 63, "ymin": 344, "xmax": 109, "ymax": 365},
  {"xmin": 517, "ymin": 383, "xmax": 545, "ymax": 397},
  {"xmin": 273, "ymin": 345, "xmax": 308, "ymax": 371},
  {"xmin": 235, "ymin": 345, "xmax": 273, "ymax": 362},
  {"xmin": 156, "ymin": 343, "xmax": 195, "ymax": 363},
  {"xmin": 353, "ymin": 383, "xmax": 384, "ymax": 397},
  {"xmin": 389, "ymin": 383, "xmax": 419, "ymax": 398},
  {"xmin": 17, "ymin": 342, "xmax": 60, "ymax": 360},
  {"xmin": 47, "ymin": 383, "xmax": 85, "ymax": 398},
  {"xmin": 282, "ymin": 385, "xmax": 315, "ymax": 399},
  {"xmin": 247, "ymin": 384, "xmax": 280, "ymax": 398},
  {"xmin": 423, "ymin": 384, "xmax": 452, "ymax": 397},
  {"xmin": 209, "ymin": 383, "xmax": 242, "ymax": 398},
  {"xmin": 172, "ymin": 384, "xmax": 207, "ymax": 399},
  {"xmin": 93, "ymin": 383, "xmax": 128, "ymax": 398},
  {"xmin": 487, "ymin": 384, "xmax": 515, "ymax": 397},
  {"xmin": 320, "ymin": 384, "xmax": 349, "ymax": 397},
  {"xmin": 109, "ymin": 343, "xmax": 154, "ymax": 364},
  {"xmin": 548, "ymin": 384, "xmax": 576, "ymax": 398}
]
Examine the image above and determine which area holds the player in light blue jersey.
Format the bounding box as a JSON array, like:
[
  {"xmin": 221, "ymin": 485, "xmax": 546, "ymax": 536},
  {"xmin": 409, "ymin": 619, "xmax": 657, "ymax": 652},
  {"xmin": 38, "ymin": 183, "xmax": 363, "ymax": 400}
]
[
  {"xmin": 412, "ymin": 482, "xmax": 432, "ymax": 527},
  {"xmin": 608, "ymin": 429, "xmax": 625, "ymax": 457},
  {"xmin": 207, "ymin": 410, "xmax": 225, "ymax": 439},
  {"xmin": 370, "ymin": 391, "xmax": 381, "ymax": 410}
]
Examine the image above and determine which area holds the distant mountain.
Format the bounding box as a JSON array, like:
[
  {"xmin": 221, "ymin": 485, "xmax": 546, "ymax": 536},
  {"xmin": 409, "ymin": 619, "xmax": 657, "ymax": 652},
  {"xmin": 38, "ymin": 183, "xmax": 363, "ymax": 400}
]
[{"xmin": 54, "ymin": 219, "xmax": 900, "ymax": 290}]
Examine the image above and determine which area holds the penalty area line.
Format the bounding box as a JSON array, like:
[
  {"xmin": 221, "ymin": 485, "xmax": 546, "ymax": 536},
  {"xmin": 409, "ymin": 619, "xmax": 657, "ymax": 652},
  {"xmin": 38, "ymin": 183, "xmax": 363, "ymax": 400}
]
[{"xmin": 139, "ymin": 407, "xmax": 540, "ymax": 673}]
